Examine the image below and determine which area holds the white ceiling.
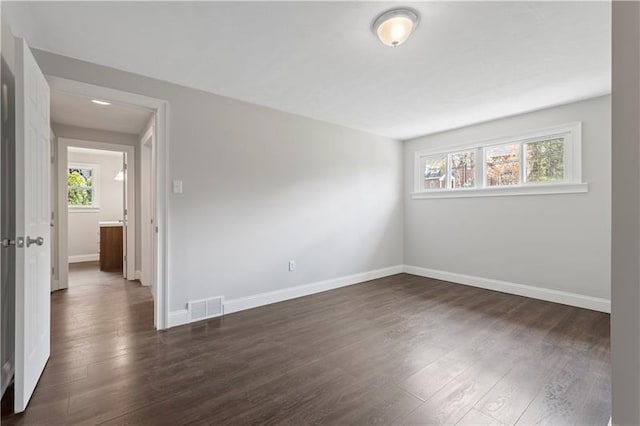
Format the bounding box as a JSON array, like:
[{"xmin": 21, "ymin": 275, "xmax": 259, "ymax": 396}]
[
  {"xmin": 5, "ymin": 2, "xmax": 611, "ymax": 140},
  {"xmin": 51, "ymin": 90, "xmax": 153, "ymax": 135}
]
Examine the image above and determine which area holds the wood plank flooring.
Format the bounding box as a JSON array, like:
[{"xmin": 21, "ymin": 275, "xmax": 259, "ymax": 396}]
[{"xmin": 2, "ymin": 264, "xmax": 610, "ymax": 425}]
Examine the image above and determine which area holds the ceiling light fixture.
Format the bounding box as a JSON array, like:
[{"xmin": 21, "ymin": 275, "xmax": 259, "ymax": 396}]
[
  {"xmin": 91, "ymin": 99, "xmax": 111, "ymax": 106},
  {"xmin": 372, "ymin": 8, "xmax": 419, "ymax": 48}
]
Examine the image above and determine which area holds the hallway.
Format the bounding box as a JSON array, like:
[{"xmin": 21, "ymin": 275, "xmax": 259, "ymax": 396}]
[
  {"xmin": 2, "ymin": 263, "xmax": 154, "ymax": 423},
  {"xmin": 68, "ymin": 262, "xmax": 130, "ymax": 288}
]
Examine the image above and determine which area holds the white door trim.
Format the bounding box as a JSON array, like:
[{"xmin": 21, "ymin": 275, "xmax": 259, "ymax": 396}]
[
  {"xmin": 58, "ymin": 138, "xmax": 135, "ymax": 280},
  {"xmin": 140, "ymin": 118, "xmax": 155, "ymax": 295},
  {"xmin": 47, "ymin": 76, "xmax": 170, "ymax": 330}
]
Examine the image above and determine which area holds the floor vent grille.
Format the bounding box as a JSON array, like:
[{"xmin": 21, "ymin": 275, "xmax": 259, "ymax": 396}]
[{"xmin": 187, "ymin": 296, "xmax": 224, "ymax": 321}]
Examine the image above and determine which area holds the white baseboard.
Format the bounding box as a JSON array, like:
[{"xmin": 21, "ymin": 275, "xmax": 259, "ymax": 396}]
[
  {"xmin": 166, "ymin": 265, "xmax": 404, "ymax": 328},
  {"xmin": 167, "ymin": 309, "xmax": 188, "ymax": 328},
  {"xmin": 224, "ymin": 265, "xmax": 404, "ymax": 315},
  {"xmin": 165, "ymin": 262, "xmax": 609, "ymax": 330},
  {"xmin": 403, "ymin": 265, "xmax": 611, "ymax": 313},
  {"xmin": 135, "ymin": 270, "xmax": 147, "ymax": 284},
  {"xmin": 68, "ymin": 254, "xmax": 99, "ymax": 263}
]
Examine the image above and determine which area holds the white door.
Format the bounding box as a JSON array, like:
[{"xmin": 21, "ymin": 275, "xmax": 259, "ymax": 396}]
[{"xmin": 14, "ymin": 38, "xmax": 51, "ymax": 413}]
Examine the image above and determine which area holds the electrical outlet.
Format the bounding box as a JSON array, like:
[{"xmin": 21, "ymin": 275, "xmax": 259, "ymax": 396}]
[{"xmin": 289, "ymin": 260, "xmax": 296, "ymax": 272}]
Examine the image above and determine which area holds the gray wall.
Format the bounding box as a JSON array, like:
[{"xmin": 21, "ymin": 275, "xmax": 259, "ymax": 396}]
[
  {"xmin": 53, "ymin": 124, "xmax": 141, "ymax": 272},
  {"xmin": 38, "ymin": 50, "xmax": 404, "ymax": 311},
  {"xmin": 611, "ymin": 2, "xmax": 640, "ymax": 424},
  {"xmin": 403, "ymin": 96, "xmax": 611, "ymax": 301}
]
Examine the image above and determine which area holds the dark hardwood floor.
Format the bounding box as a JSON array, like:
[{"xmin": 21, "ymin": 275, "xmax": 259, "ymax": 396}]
[{"xmin": 2, "ymin": 265, "xmax": 610, "ymax": 425}]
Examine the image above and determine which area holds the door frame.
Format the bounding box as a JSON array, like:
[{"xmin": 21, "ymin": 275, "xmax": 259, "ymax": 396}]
[
  {"xmin": 140, "ymin": 119, "xmax": 155, "ymax": 296},
  {"xmin": 58, "ymin": 139, "xmax": 135, "ymax": 281},
  {"xmin": 48, "ymin": 76, "xmax": 170, "ymax": 330}
]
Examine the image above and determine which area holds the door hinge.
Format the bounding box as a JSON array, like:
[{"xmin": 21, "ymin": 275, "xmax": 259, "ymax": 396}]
[
  {"xmin": 51, "ymin": 266, "xmax": 55, "ymax": 276},
  {"xmin": 155, "ymin": 226, "xmax": 158, "ymax": 234},
  {"xmin": 124, "ymin": 208, "xmax": 128, "ymax": 216},
  {"xmin": 123, "ymin": 163, "xmax": 127, "ymax": 170}
]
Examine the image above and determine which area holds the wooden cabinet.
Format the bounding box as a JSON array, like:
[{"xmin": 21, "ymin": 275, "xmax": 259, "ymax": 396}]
[{"xmin": 100, "ymin": 225, "xmax": 123, "ymax": 272}]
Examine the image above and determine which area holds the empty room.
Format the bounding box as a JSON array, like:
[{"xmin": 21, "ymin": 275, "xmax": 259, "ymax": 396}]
[{"xmin": 1, "ymin": 1, "xmax": 639, "ymax": 425}]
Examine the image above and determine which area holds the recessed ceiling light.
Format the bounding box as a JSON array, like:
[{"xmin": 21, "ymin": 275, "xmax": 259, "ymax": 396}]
[
  {"xmin": 91, "ymin": 99, "xmax": 111, "ymax": 106},
  {"xmin": 372, "ymin": 8, "xmax": 420, "ymax": 48}
]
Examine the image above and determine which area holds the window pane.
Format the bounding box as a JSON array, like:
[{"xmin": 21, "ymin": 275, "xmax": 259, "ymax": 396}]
[
  {"xmin": 486, "ymin": 144, "xmax": 520, "ymax": 186},
  {"xmin": 423, "ymin": 155, "xmax": 448, "ymax": 190},
  {"xmin": 68, "ymin": 188, "xmax": 93, "ymax": 206},
  {"xmin": 68, "ymin": 168, "xmax": 93, "ymax": 187},
  {"xmin": 450, "ymin": 150, "xmax": 475, "ymax": 188},
  {"xmin": 525, "ymin": 138, "xmax": 564, "ymax": 183},
  {"xmin": 68, "ymin": 167, "xmax": 94, "ymax": 206}
]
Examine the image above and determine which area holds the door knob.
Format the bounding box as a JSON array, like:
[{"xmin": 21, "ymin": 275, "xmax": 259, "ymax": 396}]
[{"xmin": 26, "ymin": 236, "xmax": 44, "ymax": 247}]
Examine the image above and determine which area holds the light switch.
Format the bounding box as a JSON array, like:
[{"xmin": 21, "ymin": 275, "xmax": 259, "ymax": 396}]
[{"xmin": 172, "ymin": 180, "xmax": 183, "ymax": 194}]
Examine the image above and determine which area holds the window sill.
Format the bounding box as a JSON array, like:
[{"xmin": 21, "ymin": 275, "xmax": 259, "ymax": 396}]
[
  {"xmin": 411, "ymin": 182, "xmax": 588, "ymax": 199},
  {"xmin": 69, "ymin": 206, "xmax": 100, "ymax": 212}
]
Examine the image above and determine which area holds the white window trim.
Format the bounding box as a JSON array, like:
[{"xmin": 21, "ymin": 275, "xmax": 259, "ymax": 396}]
[
  {"xmin": 412, "ymin": 122, "xmax": 585, "ymax": 199},
  {"xmin": 68, "ymin": 162, "xmax": 100, "ymax": 210}
]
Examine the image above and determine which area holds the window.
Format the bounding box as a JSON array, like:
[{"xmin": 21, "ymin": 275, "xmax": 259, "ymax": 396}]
[
  {"xmin": 423, "ymin": 155, "xmax": 447, "ymax": 190},
  {"xmin": 420, "ymin": 150, "xmax": 476, "ymax": 191},
  {"xmin": 68, "ymin": 164, "xmax": 99, "ymax": 208},
  {"xmin": 485, "ymin": 143, "xmax": 520, "ymax": 186},
  {"xmin": 450, "ymin": 150, "xmax": 476, "ymax": 189},
  {"xmin": 413, "ymin": 122, "xmax": 586, "ymax": 198},
  {"xmin": 525, "ymin": 138, "xmax": 564, "ymax": 183}
]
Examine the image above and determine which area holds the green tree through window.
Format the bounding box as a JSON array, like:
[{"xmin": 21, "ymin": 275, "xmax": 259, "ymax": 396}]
[
  {"xmin": 68, "ymin": 167, "xmax": 95, "ymax": 206},
  {"xmin": 526, "ymin": 138, "xmax": 565, "ymax": 182}
]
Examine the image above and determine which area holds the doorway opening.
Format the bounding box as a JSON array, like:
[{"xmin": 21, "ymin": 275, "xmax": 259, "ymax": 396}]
[
  {"xmin": 47, "ymin": 76, "xmax": 169, "ymax": 330},
  {"xmin": 51, "ymin": 88, "xmax": 156, "ymax": 315},
  {"xmin": 65, "ymin": 146, "xmax": 131, "ymax": 286}
]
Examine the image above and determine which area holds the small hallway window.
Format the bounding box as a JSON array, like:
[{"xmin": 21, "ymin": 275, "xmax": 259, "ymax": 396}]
[{"xmin": 68, "ymin": 164, "xmax": 98, "ymax": 208}]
